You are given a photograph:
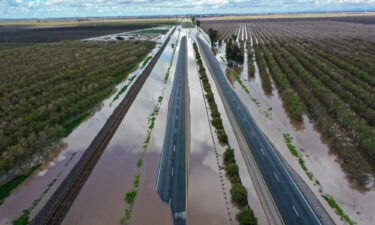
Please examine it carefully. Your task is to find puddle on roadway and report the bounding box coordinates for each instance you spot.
[187,29,235,225]
[213,29,375,225]
[62,29,180,225]
[0,28,175,224]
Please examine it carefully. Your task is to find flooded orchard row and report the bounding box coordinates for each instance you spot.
[195,28,269,225]
[214,26,375,225]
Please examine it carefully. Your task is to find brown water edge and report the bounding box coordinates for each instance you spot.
[196,29,268,225]
[62,28,180,225]
[187,30,235,225]
[214,38,375,224]
[0,28,175,225]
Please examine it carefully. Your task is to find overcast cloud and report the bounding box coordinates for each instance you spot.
[0,0,374,18]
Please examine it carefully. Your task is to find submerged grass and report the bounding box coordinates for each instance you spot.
[121,31,177,223]
[322,194,355,225]
[282,133,355,224]
[13,171,62,225]
[64,112,90,136]
[232,71,250,94]
[0,164,40,205]
[164,29,181,83]
[112,74,137,104]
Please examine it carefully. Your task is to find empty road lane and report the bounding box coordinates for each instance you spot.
[197,37,322,225]
[157,36,188,225]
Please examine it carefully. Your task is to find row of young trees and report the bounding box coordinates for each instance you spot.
[193,42,228,144]
[0,40,155,176]
[251,25,375,186]
[193,42,257,225]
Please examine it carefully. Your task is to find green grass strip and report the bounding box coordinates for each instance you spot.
[232,71,250,94]
[63,112,90,136]
[0,164,40,205]
[322,194,355,225]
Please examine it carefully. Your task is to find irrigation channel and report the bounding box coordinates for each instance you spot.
[28,27,176,225]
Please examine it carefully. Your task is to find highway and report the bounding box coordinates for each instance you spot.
[197,37,323,225]
[157,36,188,225]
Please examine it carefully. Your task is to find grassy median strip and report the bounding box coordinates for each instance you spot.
[283,133,355,225]
[194,42,257,225]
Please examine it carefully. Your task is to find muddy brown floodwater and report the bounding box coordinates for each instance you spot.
[195,29,269,225]
[0,28,174,225]
[213,27,375,225]
[62,28,180,225]
[187,29,236,225]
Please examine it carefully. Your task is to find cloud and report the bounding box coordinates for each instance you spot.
[1,0,374,18]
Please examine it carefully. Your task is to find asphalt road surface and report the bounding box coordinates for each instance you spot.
[197,37,323,225]
[157,36,188,225]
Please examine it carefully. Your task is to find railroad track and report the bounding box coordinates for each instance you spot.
[30,26,176,225]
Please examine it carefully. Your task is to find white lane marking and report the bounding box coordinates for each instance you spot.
[262,131,323,225]
[293,205,300,217]
[260,148,265,156]
[171,167,174,176]
[173,146,176,152]
[174,128,176,134]
[250,130,254,136]
[274,172,279,183]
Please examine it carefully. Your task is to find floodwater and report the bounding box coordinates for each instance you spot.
[196,29,269,225]
[213,27,375,225]
[62,28,180,225]
[187,29,235,225]
[0,28,174,224]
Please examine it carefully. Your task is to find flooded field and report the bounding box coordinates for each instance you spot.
[0,28,173,224]
[62,28,179,225]
[195,29,268,225]
[213,29,375,224]
[187,29,235,225]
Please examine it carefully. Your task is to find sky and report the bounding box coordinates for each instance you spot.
[0,0,374,19]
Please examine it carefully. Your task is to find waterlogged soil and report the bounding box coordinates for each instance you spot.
[0,28,173,224]
[187,29,235,225]
[62,29,179,225]
[196,29,268,225]
[214,28,375,225]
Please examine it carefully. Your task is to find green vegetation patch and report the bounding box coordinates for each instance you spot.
[124,190,137,204]
[232,71,250,94]
[193,42,228,144]
[0,164,40,205]
[0,40,155,177]
[322,194,355,225]
[13,171,62,225]
[282,133,355,224]
[142,56,152,68]
[236,207,258,225]
[132,29,169,35]
[64,112,91,136]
